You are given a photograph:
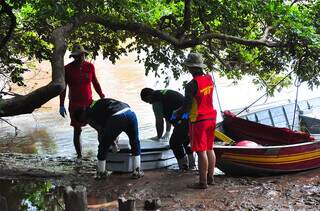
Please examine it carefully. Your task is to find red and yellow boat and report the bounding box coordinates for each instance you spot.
[214,98,320,175]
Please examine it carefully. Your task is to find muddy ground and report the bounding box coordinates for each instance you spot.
[0,153,320,210]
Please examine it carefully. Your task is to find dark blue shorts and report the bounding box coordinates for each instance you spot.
[97,110,141,160]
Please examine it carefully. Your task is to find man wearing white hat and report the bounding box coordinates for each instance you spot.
[59,45,105,159]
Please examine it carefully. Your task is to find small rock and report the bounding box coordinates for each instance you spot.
[195,203,206,209]
[254,204,264,210]
[167,194,175,198]
[118,197,135,211]
[144,198,161,210]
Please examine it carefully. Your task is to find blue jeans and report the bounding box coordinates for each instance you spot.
[97,110,141,160]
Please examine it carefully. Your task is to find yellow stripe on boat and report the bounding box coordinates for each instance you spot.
[222,149,320,165]
[215,130,235,145]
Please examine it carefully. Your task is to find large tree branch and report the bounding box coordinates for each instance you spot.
[0,0,16,51]
[0,14,284,117]
[176,0,191,38]
[0,19,81,117]
[259,26,273,42]
[207,41,232,71]
[90,15,284,48]
[0,16,98,117]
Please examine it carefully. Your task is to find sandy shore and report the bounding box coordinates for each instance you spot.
[0,153,319,210]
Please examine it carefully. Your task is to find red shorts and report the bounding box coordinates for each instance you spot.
[69,104,88,128]
[189,119,216,152]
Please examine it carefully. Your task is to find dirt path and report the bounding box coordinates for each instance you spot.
[0,153,320,210]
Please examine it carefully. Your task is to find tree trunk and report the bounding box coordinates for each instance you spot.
[0,23,73,117]
[63,186,87,211]
[0,195,8,211]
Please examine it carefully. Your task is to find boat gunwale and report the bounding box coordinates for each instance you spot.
[214,137,320,150]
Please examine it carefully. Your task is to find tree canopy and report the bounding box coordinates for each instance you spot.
[0,0,319,117]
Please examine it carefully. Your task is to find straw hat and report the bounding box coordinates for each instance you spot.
[183,53,206,69]
[69,45,88,57]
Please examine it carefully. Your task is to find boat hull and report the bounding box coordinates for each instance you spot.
[215,141,320,175]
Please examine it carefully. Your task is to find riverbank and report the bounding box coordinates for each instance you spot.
[0,153,319,210]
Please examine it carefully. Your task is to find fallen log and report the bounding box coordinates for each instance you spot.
[87,200,118,209]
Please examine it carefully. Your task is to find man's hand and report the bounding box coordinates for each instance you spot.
[59,105,67,117]
[150,136,160,141]
[170,112,177,121]
[162,131,170,141]
[181,112,189,120]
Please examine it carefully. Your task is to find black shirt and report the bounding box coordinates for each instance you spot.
[86,98,129,128]
[151,89,184,121]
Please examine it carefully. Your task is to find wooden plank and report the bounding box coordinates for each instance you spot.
[87,200,118,209]
[64,186,87,211]
[0,195,8,211]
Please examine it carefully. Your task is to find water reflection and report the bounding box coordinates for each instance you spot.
[0,179,64,211]
[0,128,58,155]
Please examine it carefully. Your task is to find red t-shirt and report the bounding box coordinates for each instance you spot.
[60,61,105,107]
[189,74,216,122]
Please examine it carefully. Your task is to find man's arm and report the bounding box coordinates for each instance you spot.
[152,102,165,139]
[91,63,105,99]
[176,80,197,117]
[59,88,66,106]
[165,119,171,132]
[88,119,103,132]
[161,119,171,140]
[155,116,164,138]
[59,70,67,117]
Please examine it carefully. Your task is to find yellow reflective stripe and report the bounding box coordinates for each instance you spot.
[90,100,97,108]
[160,89,168,95]
[189,98,198,122]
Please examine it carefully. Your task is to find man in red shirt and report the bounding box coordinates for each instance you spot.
[176,53,217,189]
[59,45,105,159]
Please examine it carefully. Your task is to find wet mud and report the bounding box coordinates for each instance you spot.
[0,153,320,210]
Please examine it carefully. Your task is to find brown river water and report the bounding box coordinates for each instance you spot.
[1,52,320,158]
[1,52,320,211]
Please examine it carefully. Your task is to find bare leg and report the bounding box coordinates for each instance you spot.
[206,149,216,177]
[196,151,208,184]
[73,127,82,158]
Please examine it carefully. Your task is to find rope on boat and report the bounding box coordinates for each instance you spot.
[291,76,301,130]
[212,72,223,116]
[235,69,296,116]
